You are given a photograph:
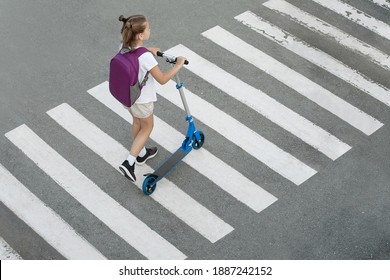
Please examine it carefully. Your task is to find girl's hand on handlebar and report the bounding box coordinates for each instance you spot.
[176,56,187,66]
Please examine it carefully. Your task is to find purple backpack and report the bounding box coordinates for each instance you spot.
[109,47,150,107]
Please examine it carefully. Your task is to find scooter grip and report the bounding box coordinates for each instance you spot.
[157,51,189,65]
[176,57,189,65]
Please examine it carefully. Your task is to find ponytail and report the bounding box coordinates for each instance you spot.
[118,14,147,50]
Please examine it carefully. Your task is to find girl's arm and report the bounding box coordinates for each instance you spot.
[149,57,186,85]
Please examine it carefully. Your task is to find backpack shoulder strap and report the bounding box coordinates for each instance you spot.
[133,47,151,86]
[119,47,151,86]
[135,46,150,56]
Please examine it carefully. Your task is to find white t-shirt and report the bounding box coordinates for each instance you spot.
[118,44,158,104]
[136,51,158,104]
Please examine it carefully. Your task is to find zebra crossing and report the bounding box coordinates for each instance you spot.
[262,0,390,71]
[0,164,106,260]
[201,26,383,136]
[235,11,390,106]
[1,0,389,259]
[311,0,390,39]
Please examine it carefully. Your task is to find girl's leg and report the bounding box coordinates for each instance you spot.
[132,116,141,139]
[130,114,154,158]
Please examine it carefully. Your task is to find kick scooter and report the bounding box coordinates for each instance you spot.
[142,51,205,195]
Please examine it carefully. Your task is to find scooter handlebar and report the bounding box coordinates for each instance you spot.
[157,51,189,65]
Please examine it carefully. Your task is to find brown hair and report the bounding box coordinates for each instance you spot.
[119,15,148,50]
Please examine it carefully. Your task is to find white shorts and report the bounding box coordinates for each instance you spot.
[128,102,154,119]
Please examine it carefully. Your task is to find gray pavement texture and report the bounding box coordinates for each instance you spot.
[0,0,390,259]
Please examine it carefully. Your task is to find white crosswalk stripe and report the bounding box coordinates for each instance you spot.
[202,26,384,136]
[87,82,277,212]
[5,125,187,260]
[263,0,390,71]
[47,103,234,242]
[0,164,106,260]
[311,0,390,40]
[166,45,351,161]
[0,237,22,260]
[235,11,390,107]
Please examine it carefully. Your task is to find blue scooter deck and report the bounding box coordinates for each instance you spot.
[152,147,192,179]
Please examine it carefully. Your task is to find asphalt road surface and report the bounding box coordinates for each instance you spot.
[1,0,390,259]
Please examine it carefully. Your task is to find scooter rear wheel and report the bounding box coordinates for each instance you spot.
[192,131,205,150]
[142,175,158,195]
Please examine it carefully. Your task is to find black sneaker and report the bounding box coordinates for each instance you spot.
[119,160,136,182]
[136,147,158,165]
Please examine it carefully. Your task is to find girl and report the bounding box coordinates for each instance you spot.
[118,14,187,182]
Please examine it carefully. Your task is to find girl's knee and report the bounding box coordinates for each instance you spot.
[144,121,154,132]
[133,117,141,126]
[140,114,154,128]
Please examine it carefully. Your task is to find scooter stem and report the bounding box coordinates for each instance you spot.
[172,65,191,118]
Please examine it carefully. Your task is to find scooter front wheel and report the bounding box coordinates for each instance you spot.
[142,175,158,195]
[192,131,205,150]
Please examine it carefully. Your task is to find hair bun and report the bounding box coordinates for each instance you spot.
[118,15,127,22]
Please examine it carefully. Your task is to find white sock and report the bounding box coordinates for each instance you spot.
[138,147,147,158]
[126,154,136,165]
